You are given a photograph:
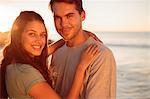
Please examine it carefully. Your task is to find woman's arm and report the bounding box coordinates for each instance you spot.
[28,82,61,99]
[85,30,103,43]
[48,39,65,56]
[28,44,99,99]
[66,44,100,99]
[48,31,102,56]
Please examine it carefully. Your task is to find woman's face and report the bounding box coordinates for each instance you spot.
[21,20,47,57]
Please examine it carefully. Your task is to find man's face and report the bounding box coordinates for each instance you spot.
[52,2,85,41]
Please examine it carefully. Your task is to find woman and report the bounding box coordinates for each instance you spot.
[0,11,100,99]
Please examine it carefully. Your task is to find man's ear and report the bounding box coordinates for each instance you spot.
[81,10,86,21]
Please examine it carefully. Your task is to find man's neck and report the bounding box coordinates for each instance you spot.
[66,30,89,47]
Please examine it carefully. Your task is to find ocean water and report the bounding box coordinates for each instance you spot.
[0,32,150,99]
[96,32,150,99]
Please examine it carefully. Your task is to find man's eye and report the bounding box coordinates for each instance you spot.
[54,16,61,20]
[41,33,46,37]
[29,33,35,36]
[67,14,73,18]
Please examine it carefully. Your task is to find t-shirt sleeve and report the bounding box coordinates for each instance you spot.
[18,64,46,94]
[85,46,116,99]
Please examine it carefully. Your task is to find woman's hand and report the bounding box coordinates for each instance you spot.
[78,44,100,71]
[66,44,100,99]
[48,39,65,55]
[85,30,103,43]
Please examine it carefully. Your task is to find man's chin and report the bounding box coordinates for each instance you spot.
[61,35,71,41]
[63,38,70,41]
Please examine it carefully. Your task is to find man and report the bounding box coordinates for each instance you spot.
[49,0,116,99]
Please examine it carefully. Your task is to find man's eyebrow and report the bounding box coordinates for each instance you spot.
[54,14,60,17]
[54,12,75,17]
[66,13,74,16]
[26,29,36,32]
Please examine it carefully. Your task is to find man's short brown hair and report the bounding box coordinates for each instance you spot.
[49,0,84,14]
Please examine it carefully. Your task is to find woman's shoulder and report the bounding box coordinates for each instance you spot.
[6,63,44,81]
[7,63,38,73]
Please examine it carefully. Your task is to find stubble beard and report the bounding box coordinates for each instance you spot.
[65,26,81,42]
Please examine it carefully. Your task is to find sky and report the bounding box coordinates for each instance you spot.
[0,0,149,37]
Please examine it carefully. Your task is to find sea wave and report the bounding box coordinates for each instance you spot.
[106,43,150,48]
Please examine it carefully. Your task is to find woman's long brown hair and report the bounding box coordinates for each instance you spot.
[0,11,52,98]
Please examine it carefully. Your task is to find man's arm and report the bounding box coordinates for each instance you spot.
[86,46,116,99]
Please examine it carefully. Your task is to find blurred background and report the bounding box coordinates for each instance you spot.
[0,0,150,98]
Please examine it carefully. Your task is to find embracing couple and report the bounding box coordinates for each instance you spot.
[0,0,116,99]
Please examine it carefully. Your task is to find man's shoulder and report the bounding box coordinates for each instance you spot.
[89,37,112,54]
[100,44,113,55]
[88,44,115,72]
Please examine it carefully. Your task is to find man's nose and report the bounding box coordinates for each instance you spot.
[61,18,69,27]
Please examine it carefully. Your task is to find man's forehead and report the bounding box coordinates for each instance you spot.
[52,2,77,15]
